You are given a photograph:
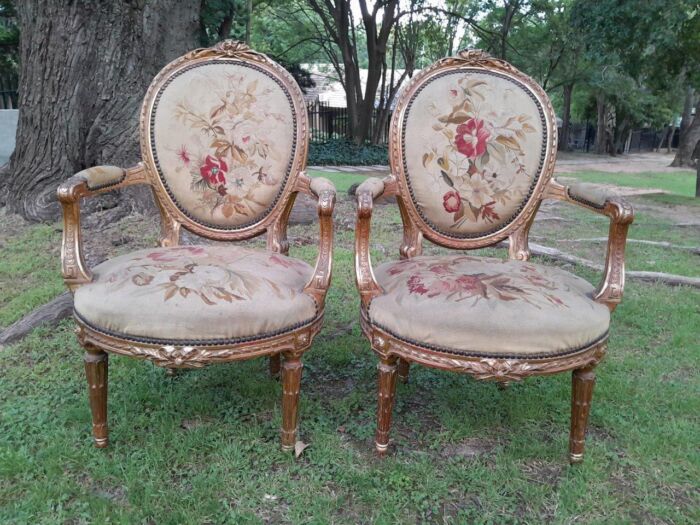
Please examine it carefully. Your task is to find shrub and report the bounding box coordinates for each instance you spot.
[308,138,388,166]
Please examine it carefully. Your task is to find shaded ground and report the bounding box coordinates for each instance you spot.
[0,167,698,523]
[554,151,683,174]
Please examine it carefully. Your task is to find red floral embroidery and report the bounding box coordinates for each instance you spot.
[200,155,228,185]
[177,145,190,164]
[455,118,490,159]
[385,257,570,308]
[407,275,429,295]
[480,202,500,222]
[442,191,462,213]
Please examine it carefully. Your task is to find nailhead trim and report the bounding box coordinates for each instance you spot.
[148,61,298,231]
[85,171,127,191]
[401,69,549,239]
[74,309,320,347]
[370,318,609,360]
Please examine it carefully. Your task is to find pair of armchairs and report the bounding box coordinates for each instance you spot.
[58,41,632,463]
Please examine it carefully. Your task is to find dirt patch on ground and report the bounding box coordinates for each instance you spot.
[554,151,688,174]
[441,437,499,459]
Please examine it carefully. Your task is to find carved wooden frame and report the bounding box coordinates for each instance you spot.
[354,49,634,463]
[57,41,336,452]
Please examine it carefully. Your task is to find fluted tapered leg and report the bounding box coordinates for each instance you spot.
[375,356,398,456]
[569,366,596,463]
[280,352,303,451]
[84,348,108,448]
[269,353,281,379]
[397,358,410,384]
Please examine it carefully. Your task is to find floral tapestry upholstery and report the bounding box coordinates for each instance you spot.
[73,246,317,343]
[149,62,296,229]
[402,70,547,238]
[369,256,609,357]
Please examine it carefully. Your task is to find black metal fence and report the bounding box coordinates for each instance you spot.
[0,74,18,109]
[560,123,678,153]
[306,101,391,144]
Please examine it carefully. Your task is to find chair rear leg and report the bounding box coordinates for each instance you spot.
[269,353,281,379]
[84,347,109,448]
[376,356,398,456]
[397,358,410,384]
[280,351,303,451]
[569,365,596,463]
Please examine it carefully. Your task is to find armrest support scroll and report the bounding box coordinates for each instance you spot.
[301,174,337,308]
[544,178,634,310]
[355,188,384,309]
[57,163,149,291]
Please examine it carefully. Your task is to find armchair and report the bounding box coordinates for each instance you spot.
[58,41,336,450]
[354,50,633,463]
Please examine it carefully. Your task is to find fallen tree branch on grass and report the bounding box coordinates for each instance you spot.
[558,237,700,254]
[497,241,700,288]
[0,292,73,347]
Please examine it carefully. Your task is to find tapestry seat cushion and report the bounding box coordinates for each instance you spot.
[74,246,317,343]
[368,256,610,357]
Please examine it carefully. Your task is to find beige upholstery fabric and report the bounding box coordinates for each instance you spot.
[309,176,336,196]
[402,71,546,237]
[567,181,614,208]
[74,245,317,342]
[369,255,609,356]
[76,166,126,189]
[151,62,295,228]
[356,177,385,199]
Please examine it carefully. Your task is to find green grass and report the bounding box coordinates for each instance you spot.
[1,169,699,523]
[563,169,697,197]
[0,224,64,329]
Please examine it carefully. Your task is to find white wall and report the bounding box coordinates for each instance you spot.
[0,110,18,166]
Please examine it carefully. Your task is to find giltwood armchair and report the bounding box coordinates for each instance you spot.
[57,41,335,450]
[354,50,633,463]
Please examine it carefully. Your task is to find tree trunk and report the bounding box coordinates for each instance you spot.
[559,83,574,152]
[595,93,606,155]
[679,85,695,137]
[1,0,200,222]
[666,124,676,153]
[656,125,669,152]
[672,98,700,167]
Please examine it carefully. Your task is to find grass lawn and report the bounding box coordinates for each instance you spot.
[0,171,698,523]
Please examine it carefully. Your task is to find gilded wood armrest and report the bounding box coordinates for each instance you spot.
[56,163,149,291]
[544,179,635,310]
[354,179,392,309]
[299,174,336,308]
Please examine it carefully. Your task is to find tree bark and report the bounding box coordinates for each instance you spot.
[679,85,695,137]
[1,0,200,222]
[666,124,676,153]
[558,83,574,152]
[672,98,700,168]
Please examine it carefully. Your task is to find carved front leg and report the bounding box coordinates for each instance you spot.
[375,356,399,456]
[84,347,109,448]
[280,352,303,451]
[569,365,597,463]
